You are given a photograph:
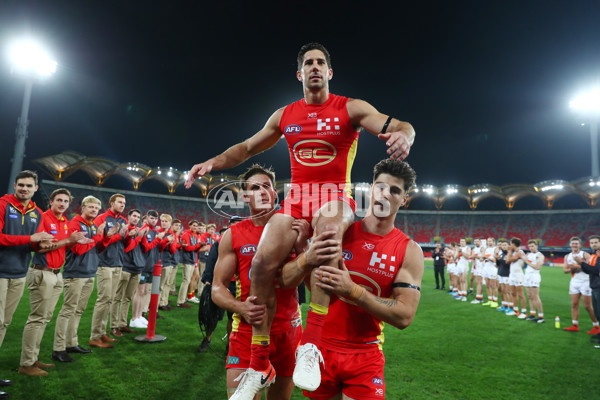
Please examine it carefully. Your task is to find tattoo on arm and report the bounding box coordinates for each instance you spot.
[375,297,398,308]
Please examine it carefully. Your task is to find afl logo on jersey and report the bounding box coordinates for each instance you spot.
[342,249,353,261]
[372,377,383,386]
[284,124,302,135]
[240,244,257,256]
[293,140,337,167]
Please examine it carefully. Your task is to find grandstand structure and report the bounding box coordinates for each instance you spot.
[34,152,600,255]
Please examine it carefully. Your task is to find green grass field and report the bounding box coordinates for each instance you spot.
[1,261,597,399]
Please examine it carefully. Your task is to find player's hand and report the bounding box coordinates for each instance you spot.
[304,231,340,267]
[139,226,150,237]
[39,239,56,249]
[118,225,128,238]
[378,130,411,161]
[30,231,55,243]
[106,224,119,238]
[128,227,139,237]
[185,161,214,188]
[158,231,166,240]
[76,237,95,245]
[314,259,354,297]
[240,295,267,325]
[69,231,88,244]
[292,219,312,253]
[97,222,107,234]
[573,256,584,265]
[167,234,175,244]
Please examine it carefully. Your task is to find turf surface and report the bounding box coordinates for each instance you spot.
[0,262,597,399]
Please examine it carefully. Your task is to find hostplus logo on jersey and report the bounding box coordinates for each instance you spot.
[316,117,341,136]
[368,252,396,278]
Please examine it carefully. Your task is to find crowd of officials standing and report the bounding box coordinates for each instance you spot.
[0,170,220,399]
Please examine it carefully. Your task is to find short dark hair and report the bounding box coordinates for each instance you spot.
[511,238,522,247]
[128,209,141,216]
[589,235,600,242]
[172,219,182,225]
[498,238,508,244]
[239,164,275,191]
[49,188,73,202]
[570,236,582,244]
[15,170,38,185]
[189,220,199,227]
[147,210,158,218]
[297,42,332,71]
[373,159,416,192]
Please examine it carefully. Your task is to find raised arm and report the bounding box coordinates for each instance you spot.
[315,240,424,330]
[185,108,285,187]
[346,99,415,161]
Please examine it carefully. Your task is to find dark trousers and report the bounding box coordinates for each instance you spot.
[592,289,600,321]
[434,265,445,289]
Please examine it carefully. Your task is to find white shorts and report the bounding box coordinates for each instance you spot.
[484,263,498,280]
[569,279,592,296]
[524,272,541,288]
[448,263,456,275]
[456,261,469,275]
[498,276,510,285]
[472,263,484,277]
[509,272,524,287]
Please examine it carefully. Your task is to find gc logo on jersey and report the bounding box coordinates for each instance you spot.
[372,377,384,386]
[292,140,337,167]
[284,124,302,135]
[240,244,257,256]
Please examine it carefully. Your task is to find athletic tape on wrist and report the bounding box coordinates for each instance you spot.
[349,284,365,301]
[381,116,393,134]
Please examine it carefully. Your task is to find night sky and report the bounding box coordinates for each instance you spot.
[1,1,599,195]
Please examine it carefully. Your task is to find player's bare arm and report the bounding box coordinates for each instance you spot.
[211,230,266,325]
[185,108,285,188]
[279,230,340,289]
[315,240,424,329]
[346,98,415,161]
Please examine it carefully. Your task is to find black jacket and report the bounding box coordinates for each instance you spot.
[580,254,600,289]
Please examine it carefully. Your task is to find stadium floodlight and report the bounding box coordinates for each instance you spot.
[6,38,57,193]
[570,87,600,177]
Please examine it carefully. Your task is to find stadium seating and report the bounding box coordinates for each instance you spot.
[39,181,598,246]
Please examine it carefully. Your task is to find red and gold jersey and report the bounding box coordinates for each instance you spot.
[321,221,410,353]
[279,94,360,196]
[230,219,301,334]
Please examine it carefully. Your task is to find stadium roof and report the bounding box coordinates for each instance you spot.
[34,152,600,209]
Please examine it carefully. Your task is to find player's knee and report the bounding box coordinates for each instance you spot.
[251,252,279,275]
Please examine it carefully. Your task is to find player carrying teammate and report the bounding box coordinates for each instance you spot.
[281,159,423,399]
[185,42,415,399]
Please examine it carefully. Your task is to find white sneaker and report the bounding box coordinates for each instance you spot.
[230,363,276,400]
[140,316,149,324]
[518,313,527,319]
[187,296,200,304]
[461,296,467,302]
[470,299,482,304]
[293,343,324,391]
[129,318,146,328]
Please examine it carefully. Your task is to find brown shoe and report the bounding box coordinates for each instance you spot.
[158,305,172,311]
[34,360,55,369]
[101,334,118,343]
[177,303,192,309]
[110,328,124,337]
[89,338,113,348]
[169,290,177,296]
[18,365,48,376]
[119,326,135,334]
